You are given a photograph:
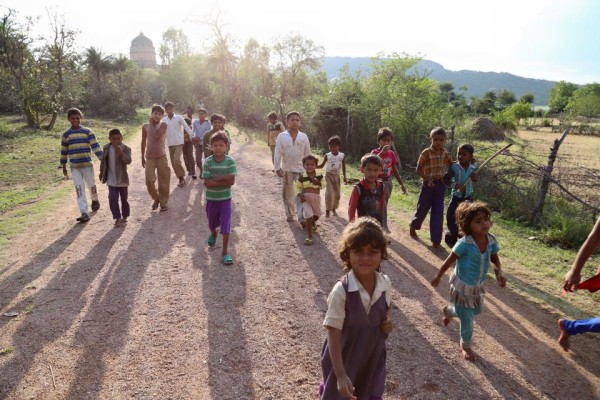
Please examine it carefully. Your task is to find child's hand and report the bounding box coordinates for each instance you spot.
[471,172,478,182]
[141,157,146,168]
[98,173,103,181]
[299,194,306,202]
[381,315,393,334]
[336,375,356,400]
[401,184,407,194]
[343,177,348,185]
[431,276,441,287]
[496,271,507,288]
[427,178,434,188]
[456,184,465,193]
[276,169,284,178]
[381,145,391,152]
[115,146,124,158]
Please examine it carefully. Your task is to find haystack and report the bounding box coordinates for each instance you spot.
[472,117,506,141]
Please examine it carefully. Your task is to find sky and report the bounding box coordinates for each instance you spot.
[1,0,599,84]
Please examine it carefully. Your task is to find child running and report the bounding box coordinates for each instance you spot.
[410,127,453,247]
[99,129,132,227]
[558,216,600,351]
[348,154,386,227]
[444,144,478,247]
[60,108,103,223]
[320,217,393,400]
[431,201,506,361]
[202,131,237,265]
[371,127,407,232]
[318,136,347,217]
[296,155,323,245]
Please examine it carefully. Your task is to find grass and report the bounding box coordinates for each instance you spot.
[0,346,15,356]
[238,124,599,318]
[0,111,146,253]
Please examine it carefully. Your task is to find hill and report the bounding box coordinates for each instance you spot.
[322,57,557,106]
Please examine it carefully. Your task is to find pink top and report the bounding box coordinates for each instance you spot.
[371,148,398,180]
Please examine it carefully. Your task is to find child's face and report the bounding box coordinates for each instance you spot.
[68,114,81,129]
[304,159,317,174]
[212,119,224,131]
[378,136,393,148]
[470,211,491,236]
[268,117,277,124]
[211,139,228,157]
[287,115,301,130]
[361,163,381,182]
[329,144,340,154]
[165,106,174,116]
[457,149,472,165]
[109,134,122,147]
[151,111,164,123]
[199,111,206,121]
[349,243,382,278]
[431,134,446,150]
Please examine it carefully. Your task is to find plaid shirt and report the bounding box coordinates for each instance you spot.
[417,147,453,180]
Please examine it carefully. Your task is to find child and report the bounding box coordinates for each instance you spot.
[60,108,103,223]
[431,201,506,361]
[320,217,393,400]
[371,127,407,232]
[183,106,197,179]
[266,111,284,167]
[141,105,171,211]
[163,101,193,188]
[318,136,347,217]
[444,144,478,247]
[192,108,211,177]
[295,155,323,245]
[410,127,454,246]
[203,113,231,158]
[202,131,237,265]
[348,154,386,227]
[558,216,600,351]
[99,129,132,227]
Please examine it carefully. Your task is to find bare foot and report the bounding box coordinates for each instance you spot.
[557,319,570,352]
[332,210,337,216]
[432,242,441,248]
[152,199,159,210]
[442,306,451,326]
[409,226,418,239]
[461,345,476,361]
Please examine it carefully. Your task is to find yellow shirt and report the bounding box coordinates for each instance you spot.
[295,173,323,194]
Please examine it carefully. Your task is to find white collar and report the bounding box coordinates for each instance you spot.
[346,269,390,293]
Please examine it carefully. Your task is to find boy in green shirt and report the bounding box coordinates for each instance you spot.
[202,131,237,265]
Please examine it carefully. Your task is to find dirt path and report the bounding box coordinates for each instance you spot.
[0,128,598,400]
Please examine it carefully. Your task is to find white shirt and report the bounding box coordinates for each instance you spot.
[273,130,311,173]
[325,151,345,173]
[162,114,193,146]
[323,270,392,330]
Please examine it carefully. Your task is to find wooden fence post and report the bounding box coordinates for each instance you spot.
[532,129,569,222]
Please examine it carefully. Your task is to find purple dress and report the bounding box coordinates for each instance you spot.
[320,274,389,400]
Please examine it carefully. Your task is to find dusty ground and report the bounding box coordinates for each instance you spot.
[0,128,599,400]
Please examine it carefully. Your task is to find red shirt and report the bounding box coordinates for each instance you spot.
[348,179,386,223]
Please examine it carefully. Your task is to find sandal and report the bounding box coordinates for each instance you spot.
[312,224,318,232]
[304,237,313,246]
[207,234,217,247]
[222,254,233,265]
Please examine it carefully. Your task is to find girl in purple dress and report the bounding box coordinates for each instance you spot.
[320,217,393,400]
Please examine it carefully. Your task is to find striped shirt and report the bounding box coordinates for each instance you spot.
[202,155,237,201]
[417,147,453,180]
[60,126,103,168]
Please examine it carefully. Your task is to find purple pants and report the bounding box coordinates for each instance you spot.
[410,180,445,244]
[563,317,600,335]
[206,198,232,234]
[108,186,129,220]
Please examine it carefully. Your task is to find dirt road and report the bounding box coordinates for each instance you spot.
[1,128,598,399]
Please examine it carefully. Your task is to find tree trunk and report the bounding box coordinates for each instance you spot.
[532,129,569,222]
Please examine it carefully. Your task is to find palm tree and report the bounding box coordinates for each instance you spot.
[84,47,111,83]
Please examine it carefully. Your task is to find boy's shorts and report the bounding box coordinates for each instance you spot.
[206,198,232,234]
[302,193,322,219]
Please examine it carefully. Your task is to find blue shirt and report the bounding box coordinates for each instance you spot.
[452,234,499,286]
[450,162,477,198]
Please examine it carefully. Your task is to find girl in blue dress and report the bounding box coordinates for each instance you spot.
[431,201,507,361]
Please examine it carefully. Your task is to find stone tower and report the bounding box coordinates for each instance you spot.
[130,32,156,68]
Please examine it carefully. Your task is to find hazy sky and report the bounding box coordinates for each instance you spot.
[2,0,599,84]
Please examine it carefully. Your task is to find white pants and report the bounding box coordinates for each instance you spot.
[71,166,98,214]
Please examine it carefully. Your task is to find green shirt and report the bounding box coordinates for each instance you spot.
[202,155,237,201]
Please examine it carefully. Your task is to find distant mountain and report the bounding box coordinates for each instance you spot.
[321,57,557,106]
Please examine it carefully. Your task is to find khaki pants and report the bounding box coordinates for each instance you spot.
[169,145,186,179]
[282,171,301,219]
[325,172,341,212]
[145,156,171,207]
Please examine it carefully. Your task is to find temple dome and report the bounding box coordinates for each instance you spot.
[131,32,153,48]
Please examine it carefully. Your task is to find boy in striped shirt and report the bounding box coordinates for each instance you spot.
[202,131,237,265]
[60,108,103,222]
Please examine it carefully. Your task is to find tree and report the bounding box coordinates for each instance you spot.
[549,81,578,113]
[84,47,111,83]
[496,89,517,110]
[205,19,238,113]
[566,83,600,118]
[159,27,190,65]
[520,92,534,104]
[437,81,455,104]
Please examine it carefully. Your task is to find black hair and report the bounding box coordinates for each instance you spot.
[339,217,389,272]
